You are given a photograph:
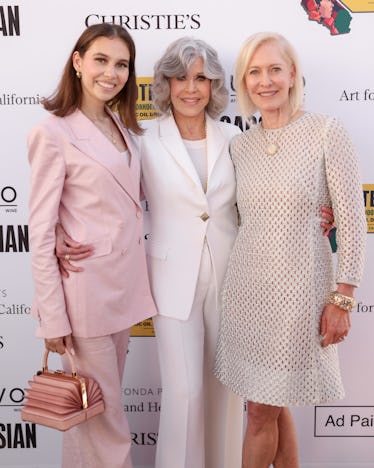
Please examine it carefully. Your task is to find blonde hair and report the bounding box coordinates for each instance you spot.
[235,32,304,119]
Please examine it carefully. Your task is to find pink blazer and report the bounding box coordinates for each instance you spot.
[28,108,157,339]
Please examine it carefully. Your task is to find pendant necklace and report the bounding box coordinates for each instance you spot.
[260,124,286,156]
[85,113,117,145]
[94,117,117,145]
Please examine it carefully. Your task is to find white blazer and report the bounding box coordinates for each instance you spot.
[140,114,241,321]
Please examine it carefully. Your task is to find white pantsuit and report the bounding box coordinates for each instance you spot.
[140,114,244,468]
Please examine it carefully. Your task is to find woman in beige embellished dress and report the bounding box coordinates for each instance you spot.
[214,32,366,468]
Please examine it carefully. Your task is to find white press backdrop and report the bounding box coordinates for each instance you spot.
[0,1,373,467]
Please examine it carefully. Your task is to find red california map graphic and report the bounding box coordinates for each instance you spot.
[301,0,352,34]
[302,1,374,35]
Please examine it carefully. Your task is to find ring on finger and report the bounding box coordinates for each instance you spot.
[64,254,71,261]
[338,336,345,342]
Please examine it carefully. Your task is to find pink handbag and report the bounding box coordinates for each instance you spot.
[21,348,105,431]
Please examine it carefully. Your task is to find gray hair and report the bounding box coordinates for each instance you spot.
[152,37,228,118]
[235,32,304,120]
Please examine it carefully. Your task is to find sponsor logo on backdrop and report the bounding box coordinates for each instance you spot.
[0,93,42,106]
[85,13,201,30]
[0,225,29,252]
[0,5,20,37]
[0,336,4,350]
[301,0,374,35]
[131,318,155,337]
[0,423,36,449]
[136,77,159,121]
[363,184,374,233]
[0,387,25,407]
[315,406,374,436]
[0,186,17,212]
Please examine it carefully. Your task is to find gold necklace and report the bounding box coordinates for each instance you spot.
[94,117,117,145]
[85,113,117,145]
[260,124,286,156]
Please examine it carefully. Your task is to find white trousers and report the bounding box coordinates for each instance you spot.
[154,243,243,468]
[61,329,132,468]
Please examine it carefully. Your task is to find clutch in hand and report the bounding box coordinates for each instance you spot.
[21,348,105,431]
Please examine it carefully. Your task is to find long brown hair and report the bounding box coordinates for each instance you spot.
[43,23,142,134]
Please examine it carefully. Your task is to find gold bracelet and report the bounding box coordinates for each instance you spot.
[328,291,355,312]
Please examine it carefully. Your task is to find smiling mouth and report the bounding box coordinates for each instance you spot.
[259,91,277,97]
[181,98,200,104]
[97,81,116,90]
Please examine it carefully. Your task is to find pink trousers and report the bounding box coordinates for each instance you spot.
[61,329,132,468]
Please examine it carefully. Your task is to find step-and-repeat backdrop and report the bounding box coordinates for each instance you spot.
[1,1,373,467]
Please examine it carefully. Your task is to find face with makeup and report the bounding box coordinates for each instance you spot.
[73,36,130,109]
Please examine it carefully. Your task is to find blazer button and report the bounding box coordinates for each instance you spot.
[200,212,209,222]
[121,249,127,255]
[136,211,141,219]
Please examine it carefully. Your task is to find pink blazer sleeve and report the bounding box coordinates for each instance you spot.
[28,122,72,338]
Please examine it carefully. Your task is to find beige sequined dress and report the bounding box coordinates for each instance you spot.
[214,112,366,406]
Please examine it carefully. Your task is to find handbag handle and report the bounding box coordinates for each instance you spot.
[42,347,77,377]
[41,348,88,409]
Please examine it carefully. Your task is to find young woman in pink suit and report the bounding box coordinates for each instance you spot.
[27,24,156,468]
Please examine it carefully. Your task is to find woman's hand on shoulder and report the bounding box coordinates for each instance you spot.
[55,223,94,277]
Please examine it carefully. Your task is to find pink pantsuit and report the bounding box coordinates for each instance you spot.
[28,108,157,468]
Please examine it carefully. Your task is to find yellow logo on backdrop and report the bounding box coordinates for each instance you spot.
[363,184,374,233]
[131,318,155,337]
[136,77,159,121]
[340,1,374,12]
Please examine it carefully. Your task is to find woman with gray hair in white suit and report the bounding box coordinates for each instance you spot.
[138,37,244,468]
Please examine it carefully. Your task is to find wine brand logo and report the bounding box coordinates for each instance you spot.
[136,77,159,121]
[131,318,155,337]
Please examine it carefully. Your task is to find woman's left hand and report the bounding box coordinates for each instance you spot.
[55,223,93,278]
[320,304,351,348]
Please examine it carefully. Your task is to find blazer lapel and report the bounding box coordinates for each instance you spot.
[65,110,140,205]
[108,108,141,199]
[206,115,226,185]
[159,115,202,190]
